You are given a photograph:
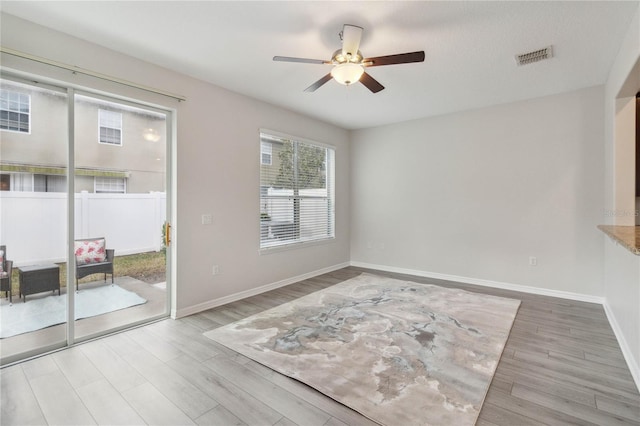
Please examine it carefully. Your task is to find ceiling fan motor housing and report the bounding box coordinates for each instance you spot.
[332,49,363,65]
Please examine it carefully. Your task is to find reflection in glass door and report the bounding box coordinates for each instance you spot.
[73,93,169,341]
[0,78,69,362]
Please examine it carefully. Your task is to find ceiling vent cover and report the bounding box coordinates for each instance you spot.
[515,46,553,66]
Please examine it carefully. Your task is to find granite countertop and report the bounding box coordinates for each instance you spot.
[598,225,640,255]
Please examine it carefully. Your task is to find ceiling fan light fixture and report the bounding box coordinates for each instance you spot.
[273,24,425,93]
[331,62,364,86]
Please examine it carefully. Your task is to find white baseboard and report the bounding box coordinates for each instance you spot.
[175,260,606,317]
[603,301,640,391]
[350,261,606,304]
[173,261,351,319]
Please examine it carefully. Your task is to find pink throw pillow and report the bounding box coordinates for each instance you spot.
[75,239,107,265]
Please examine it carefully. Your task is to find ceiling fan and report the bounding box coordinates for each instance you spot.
[273,24,425,93]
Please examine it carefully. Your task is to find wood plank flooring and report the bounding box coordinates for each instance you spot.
[1,266,639,425]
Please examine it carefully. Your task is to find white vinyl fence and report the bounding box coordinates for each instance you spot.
[0,191,166,266]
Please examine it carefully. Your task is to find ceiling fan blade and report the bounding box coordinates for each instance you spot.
[304,74,333,92]
[360,72,385,93]
[363,51,425,67]
[341,24,363,60]
[273,56,329,65]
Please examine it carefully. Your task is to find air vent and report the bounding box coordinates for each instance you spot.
[515,46,553,66]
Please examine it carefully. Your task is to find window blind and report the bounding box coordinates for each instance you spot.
[260,131,335,250]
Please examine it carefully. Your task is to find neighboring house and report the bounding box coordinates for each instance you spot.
[0,81,166,194]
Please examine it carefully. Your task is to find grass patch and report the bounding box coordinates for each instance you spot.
[6,251,166,297]
[114,252,166,283]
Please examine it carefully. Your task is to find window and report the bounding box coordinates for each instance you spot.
[261,141,273,165]
[0,89,30,133]
[95,176,126,193]
[34,175,67,192]
[0,174,9,191]
[260,131,335,250]
[0,173,67,192]
[9,173,34,191]
[98,109,122,145]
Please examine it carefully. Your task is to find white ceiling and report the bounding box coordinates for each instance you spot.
[1,1,637,130]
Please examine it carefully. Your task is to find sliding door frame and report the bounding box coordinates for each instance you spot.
[70,88,174,344]
[0,71,174,364]
[67,86,76,343]
[1,74,71,362]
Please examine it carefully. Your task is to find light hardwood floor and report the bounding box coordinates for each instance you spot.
[1,266,639,425]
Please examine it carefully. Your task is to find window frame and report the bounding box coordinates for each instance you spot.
[259,129,335,253]
[98,108,123,146]
[0,89,31,134]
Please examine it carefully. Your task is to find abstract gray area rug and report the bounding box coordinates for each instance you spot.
[204,273,520,425]
[0,285,147,338]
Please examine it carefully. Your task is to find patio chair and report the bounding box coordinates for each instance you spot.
[0,245,13,304]
[74,238,114,291]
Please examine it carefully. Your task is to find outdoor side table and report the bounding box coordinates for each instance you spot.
[18,264,61,302]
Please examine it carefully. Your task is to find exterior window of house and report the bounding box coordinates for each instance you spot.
[9,173,34,191]
[33,174,67,192]
[259,131,335,250]
[98,109,122,145]
[95,176,126,193]
[0,174,9,191]
[0,89,30,133]
[261,141,272,165]
[1,173,66,192]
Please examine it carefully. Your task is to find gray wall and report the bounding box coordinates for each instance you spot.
[350,86,605,297]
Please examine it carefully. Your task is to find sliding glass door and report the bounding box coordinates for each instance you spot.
[72,93,169,341]
[0,78,69,361]
[0,75,171,364]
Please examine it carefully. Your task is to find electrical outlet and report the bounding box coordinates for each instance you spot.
[212,265,220,275]
[529,256,537,266]
[202,214,212,225]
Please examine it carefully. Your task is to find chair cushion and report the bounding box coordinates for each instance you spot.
[0,250,4,274]
[75,239,107,265]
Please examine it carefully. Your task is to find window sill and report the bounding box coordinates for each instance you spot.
[259,237,335,255]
